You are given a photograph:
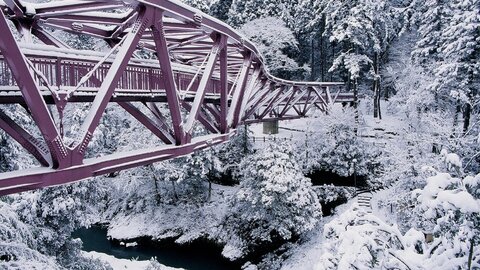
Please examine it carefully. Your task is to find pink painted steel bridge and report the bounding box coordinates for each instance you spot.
[0,0,354,196]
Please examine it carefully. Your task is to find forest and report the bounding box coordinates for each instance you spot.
[0,0,479,269]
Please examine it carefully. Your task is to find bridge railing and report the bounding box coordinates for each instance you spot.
[0,46,230,96]
[0,0,355,196]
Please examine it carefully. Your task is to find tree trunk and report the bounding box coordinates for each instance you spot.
[453,101,461,136]
[353,78,359,135]
[468,238,474,270]
[153,174,161,205]
[463,102,471,134]
[373,52,382,120]
[330,42,335,81]
[320,14,326,82]
[207,180,212,202]
[243,124,248,154]
[310,35,315,81]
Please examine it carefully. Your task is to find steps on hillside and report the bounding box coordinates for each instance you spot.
[356,187,373,214]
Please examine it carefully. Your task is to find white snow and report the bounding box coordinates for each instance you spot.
[83,251,182,270]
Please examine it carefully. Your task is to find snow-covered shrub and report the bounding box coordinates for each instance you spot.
[297,106,384,186]
[6,178,109,267]
[221,141,322,259]
[410,172,480,269]
[314,185,355,205]
[0,105,39,172]
[316,204,419,270]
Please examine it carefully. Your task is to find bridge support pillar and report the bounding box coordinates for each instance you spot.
[263,120,279,135]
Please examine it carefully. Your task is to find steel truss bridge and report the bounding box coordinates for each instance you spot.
[0,0,353,196]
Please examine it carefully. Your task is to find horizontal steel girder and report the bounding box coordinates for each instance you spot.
[0,0,354,196]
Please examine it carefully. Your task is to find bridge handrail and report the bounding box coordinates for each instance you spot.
[0,0,345,89]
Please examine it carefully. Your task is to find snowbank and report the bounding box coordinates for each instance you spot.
[83,251,182,270]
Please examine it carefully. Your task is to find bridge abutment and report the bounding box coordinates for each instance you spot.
[263,120,279,135]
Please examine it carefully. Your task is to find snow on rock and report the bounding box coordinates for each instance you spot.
[83,251,182,270]
[107,184,236,243]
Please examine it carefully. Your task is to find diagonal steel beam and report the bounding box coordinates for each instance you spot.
[258,86,288,119]
[145,102,175,137]
[302,88,313,114]
[32,26,70,48]
[3,0,24,17]
[279,86,309,117]
[182,102,219,134]
[118,102,174,144]
[0,109,50,166]
[303,95,319,116]
[237,67,261,122]
[311,86,329,108]
[243,82,276,120]
[203,103,221,123]
[183,34,226,136]
[75,6,152,160]
[244,79,269,110]
[259,86,296,119]
[0,11,67,168]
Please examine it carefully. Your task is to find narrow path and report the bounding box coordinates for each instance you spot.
[356,187,373,213]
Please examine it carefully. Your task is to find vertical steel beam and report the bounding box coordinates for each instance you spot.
[227,53,253,128]
[151,10,185,145]
[75,6,152,161]
[219,38,228,133]
[0,11,66,168]
[183,34,226,136]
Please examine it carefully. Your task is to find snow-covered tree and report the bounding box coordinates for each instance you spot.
[221,141,322,259]
[323,0,397,119]
[239,17,308,79]
[180,0,210,13]
[217,125,253,181]
[316,205,419,270]
[298,107,384,186]
[410,171,480,269]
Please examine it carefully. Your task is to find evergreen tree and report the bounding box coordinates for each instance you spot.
[221,141,322,259]
[239,17,308,79]
[322,0,396,119]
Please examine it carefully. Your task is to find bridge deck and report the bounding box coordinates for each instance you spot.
[0,0,355,196]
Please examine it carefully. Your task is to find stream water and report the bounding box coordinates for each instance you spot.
[72,226,242,270]
[73,170,360,269]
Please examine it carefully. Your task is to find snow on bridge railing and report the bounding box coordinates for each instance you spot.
[0,0,354,196]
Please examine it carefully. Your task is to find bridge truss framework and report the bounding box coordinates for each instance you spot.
[0,0,354,195]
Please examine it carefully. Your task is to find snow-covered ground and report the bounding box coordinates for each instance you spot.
[107,183,238,243]
[83,251,182,270]
[280,199,356,270]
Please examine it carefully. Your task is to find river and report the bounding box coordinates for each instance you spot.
[72,225,242,270]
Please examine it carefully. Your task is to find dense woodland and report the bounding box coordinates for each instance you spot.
[0,0,479,269]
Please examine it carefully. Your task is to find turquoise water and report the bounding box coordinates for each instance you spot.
[72,226,242,270]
